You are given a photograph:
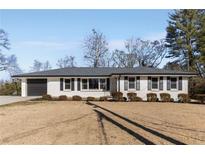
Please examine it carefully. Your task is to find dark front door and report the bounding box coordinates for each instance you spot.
[27,79,47,96]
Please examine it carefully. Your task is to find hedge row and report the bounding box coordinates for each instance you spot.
[41,95,109,101]
[41,92,190,103]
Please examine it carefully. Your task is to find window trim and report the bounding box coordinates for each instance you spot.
[128,77,136,90]
[81,78,88,90]
[100,78,106,90]
[63,78,71,91]
[151,77,159,90]
[81,77,108,91]
[170,77,178,90]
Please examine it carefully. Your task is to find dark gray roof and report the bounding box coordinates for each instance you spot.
[12,67,197,77]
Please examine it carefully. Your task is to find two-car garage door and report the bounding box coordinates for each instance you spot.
[27,79,47,96]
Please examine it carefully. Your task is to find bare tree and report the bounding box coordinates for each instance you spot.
[112,50,137,68]
[112,38,167,68]
[0,29,10,71]
[0,29,22,76]
[43,60,52,71]
[83,29,109,67]
[30,60,52,72]
[111,38,138,67]
[6,55,23,76]
[30,60,43,72]
[135,39,167,67]
[56,56,76,68]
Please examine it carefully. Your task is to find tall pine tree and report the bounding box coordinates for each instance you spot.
[197,10,205,76]
[166,9,205,73]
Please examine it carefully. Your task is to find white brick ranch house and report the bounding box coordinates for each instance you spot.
[12,67,197,101]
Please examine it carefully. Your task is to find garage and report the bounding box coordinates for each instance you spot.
[27,79,47,96]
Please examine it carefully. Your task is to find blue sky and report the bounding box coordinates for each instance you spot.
[0,9,171,79]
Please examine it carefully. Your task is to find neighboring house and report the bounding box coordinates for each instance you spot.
[12,67,197,101]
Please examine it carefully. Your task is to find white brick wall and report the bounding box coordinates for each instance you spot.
[21,78,27,97]
[21,76,189,101]
[120,76,188,101]
[47,77,110,98]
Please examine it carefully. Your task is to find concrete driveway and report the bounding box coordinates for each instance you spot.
[0,96,40,106]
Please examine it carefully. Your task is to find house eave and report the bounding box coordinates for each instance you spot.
[12,73,198,78]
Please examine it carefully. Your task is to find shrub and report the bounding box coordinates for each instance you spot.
[189,77,205,99]
[131,96,143,102]
[160,93,171,102]
[42,94,52,100]
[87,96,95,101]
[178,93,190,103]
[0,81,21,96]
[58,95,68,101]
[127,92,137,101]
[99,96,108,101]
[72,95,82,101]
[147,93,158,102]
[170,98,174,102]
[111,92,124,101]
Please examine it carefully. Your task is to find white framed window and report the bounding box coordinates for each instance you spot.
[128,77,135,89]
[100,79,106,90]
[151,77,158,89]
[82,79,88,90]
[81,78,108,91]
[170,77,177,89]
[64,79,71,90]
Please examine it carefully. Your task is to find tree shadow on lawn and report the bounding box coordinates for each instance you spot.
[94,109,155,145]
[86,101,186,145]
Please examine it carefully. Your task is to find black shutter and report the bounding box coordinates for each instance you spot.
[148,76,151,90]
[159,76,163,90]
[167,77,170,90]
[124,76,128,91]
[178,76,182,90]
[60,78,63,91]
[71,78,75,91]
[77,78,80,91]
[136,76,140,90]
[106,78,110,91]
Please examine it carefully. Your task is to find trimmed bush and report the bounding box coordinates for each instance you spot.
[127,92,137,101]
[170,98,174,102]
[111,92,124,101]
[160,93,171,102]
[131,96,143,102]
[147,93,158,102]
[178,93,190,103]
[99,96,108,101]
[87,96,95,101]
[58,95,68,101]
[72,95,82,101]
[42,94,52,100]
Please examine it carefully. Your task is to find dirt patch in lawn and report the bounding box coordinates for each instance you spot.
[0,101,205,144]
